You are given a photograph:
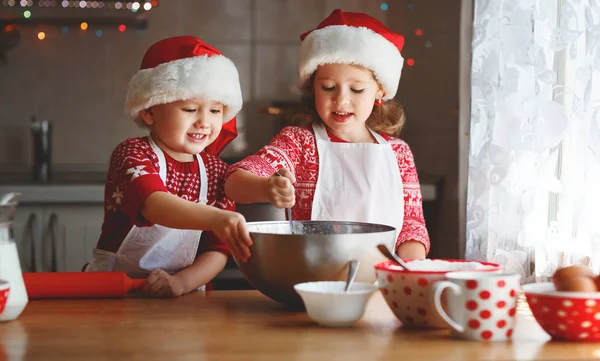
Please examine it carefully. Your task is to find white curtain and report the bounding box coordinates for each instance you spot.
[465,0,600,282]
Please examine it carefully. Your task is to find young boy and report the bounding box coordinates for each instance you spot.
[85,36,253,297]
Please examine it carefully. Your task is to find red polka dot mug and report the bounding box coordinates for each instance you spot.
[431,272,521,341]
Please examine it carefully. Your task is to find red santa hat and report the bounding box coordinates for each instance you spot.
[298,9,404,100]
[124,36,242,155]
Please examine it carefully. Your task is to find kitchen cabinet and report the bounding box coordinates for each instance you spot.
[12,203,103,272]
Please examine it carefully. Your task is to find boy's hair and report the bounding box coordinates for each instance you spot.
[293,73,406,137]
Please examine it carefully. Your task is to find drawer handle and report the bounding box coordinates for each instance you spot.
[25,212,38,272]
[47,213,58,272]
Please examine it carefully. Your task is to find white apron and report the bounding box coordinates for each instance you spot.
[311,123,404,242]
[86,136,208,285]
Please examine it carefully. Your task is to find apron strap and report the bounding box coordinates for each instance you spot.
[148,135,168,182]
[368,129,388,144]
[312,123,388,144]
[196,154,208,204]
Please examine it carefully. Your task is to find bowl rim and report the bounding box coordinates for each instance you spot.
[523,282,600,299]
[246,220,396,235]
[293,281,378,295]
[374,259,502,274]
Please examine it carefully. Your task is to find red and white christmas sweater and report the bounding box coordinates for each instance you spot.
[225,125,430,254]
[95,137,232,256]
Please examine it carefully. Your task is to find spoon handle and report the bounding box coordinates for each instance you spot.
[345,260,360,291]
[377,244,411,271]
[274,170,294,234]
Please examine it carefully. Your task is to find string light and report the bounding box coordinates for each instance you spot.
[407,59,415,66]
[2,0,159,9]
[415,29,423,36]
[1,1,154,36]
[380,2,388,11]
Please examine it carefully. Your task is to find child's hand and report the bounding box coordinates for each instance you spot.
[142,269,185,298]
[267,168,296,208]
[396,241,427,260]
[212,210,253,263]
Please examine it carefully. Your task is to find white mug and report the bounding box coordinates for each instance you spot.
[431,271,521,341]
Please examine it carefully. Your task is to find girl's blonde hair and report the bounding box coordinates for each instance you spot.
[293,72,406,137]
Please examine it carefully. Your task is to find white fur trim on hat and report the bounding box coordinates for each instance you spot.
[298,25,404,99]
[125,55,243,122]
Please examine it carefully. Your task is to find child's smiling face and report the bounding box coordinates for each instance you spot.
[313,63,384,141]
[140,99,224,161]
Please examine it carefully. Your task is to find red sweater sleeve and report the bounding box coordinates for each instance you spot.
[108,138,167,227]
[225,126,310,180]
[391,139,431,255]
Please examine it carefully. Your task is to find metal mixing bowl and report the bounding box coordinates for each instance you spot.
[234,220,396,307]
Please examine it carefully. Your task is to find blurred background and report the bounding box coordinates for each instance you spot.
[0,0,463,288]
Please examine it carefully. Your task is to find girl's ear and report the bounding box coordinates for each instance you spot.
[376,87,386,101]
[139,108,154,126]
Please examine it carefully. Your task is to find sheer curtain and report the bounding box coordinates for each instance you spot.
[465,0,600,282]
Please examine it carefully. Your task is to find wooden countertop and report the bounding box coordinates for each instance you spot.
[1,290,596,361]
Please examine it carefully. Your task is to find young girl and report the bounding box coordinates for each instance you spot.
[225,10,430,259]
[85,36,253,297]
